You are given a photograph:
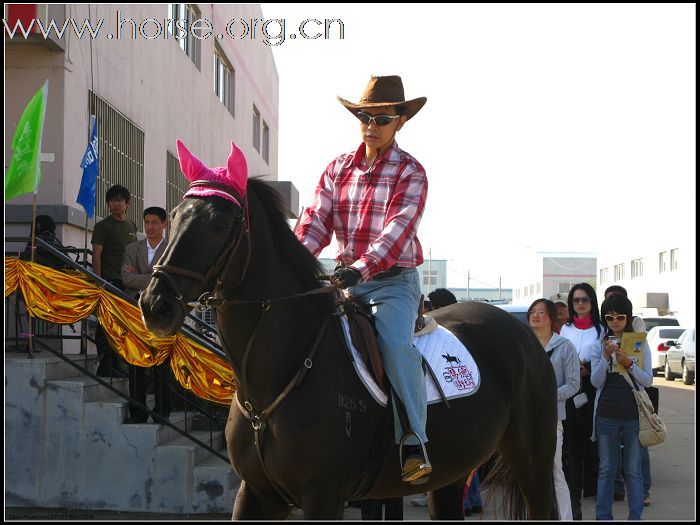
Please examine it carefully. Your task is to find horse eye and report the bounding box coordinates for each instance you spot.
[214,222,229,232]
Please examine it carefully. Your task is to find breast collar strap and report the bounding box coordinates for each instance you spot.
[235,312,334,508]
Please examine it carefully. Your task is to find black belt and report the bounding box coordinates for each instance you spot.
[374,266,410,280]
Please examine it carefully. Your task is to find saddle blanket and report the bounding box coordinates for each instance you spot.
[340,315,481,407]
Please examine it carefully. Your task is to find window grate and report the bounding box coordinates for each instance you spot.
[166,151,188,214]
[89,90,144,225]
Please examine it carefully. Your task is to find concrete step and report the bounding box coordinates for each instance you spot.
[192,454,238,513]
[4,352,100,381]
[47,375,129,403]
[161,430,226,465]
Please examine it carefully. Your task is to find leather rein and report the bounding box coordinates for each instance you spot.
[149,179,337,507]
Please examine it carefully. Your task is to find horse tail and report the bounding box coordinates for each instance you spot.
[482,453,559,520]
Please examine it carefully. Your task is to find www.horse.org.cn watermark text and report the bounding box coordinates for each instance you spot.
[3,13,345,47]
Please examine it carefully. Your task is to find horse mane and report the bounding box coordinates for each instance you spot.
[247,178,325,289]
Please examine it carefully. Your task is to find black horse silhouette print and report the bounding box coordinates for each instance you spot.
[442,352,461,365]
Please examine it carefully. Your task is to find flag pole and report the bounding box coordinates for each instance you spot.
[27,80,48,359]
[27,193,38,358]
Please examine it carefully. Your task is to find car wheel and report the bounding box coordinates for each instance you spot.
[682,362,695,385]
[664,358,675,381]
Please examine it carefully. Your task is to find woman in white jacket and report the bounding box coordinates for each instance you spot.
[528,298,581,520]
[559,283,605,520]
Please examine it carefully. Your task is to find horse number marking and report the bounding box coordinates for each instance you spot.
[337,394,367,413]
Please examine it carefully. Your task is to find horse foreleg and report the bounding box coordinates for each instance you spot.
[427,476,467,520]
[232,480,291,520]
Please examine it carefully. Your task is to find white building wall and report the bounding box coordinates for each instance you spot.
[597,241,695,329]
[5,4,278,249]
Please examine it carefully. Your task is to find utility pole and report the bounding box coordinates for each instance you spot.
[428,248,432,294]
[499,276,502,300]
[467,270,470,300]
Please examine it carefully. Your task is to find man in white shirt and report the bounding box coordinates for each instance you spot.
[121,207,170,423]
[122,207,168,298]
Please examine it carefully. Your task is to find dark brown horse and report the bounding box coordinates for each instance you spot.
[140,177,559,520]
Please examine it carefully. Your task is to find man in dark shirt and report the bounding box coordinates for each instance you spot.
[91,185,138,377]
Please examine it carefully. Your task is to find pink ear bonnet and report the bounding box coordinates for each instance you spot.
[177,139,248,206]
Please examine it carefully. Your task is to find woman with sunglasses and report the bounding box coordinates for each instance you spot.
[295,76,432,483]
[591,294,653,520]
[528,299,580,520]
[559,282,604,519]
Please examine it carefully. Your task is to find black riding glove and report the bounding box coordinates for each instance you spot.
[331,266,362,289]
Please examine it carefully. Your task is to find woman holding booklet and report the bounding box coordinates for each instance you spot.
[590,293,653,520]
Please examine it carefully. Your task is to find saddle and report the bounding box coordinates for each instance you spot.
[338,294,385,387]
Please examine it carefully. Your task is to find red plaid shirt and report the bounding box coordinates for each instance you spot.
[295,141,427,281]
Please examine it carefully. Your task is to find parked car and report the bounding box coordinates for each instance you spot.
[494,304,529,326]
[640,316,680,331]
[665,328,695,385]
[646,326,688,375]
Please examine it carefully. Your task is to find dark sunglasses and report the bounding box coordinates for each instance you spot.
[572,297,591,304]
[356,112,400,126]
[605,314,627,322]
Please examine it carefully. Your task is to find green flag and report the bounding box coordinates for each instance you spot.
[5,81,48,201]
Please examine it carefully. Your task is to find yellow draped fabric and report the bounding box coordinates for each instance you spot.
[5,257,236,404]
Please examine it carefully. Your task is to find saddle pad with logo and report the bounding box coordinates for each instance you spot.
[339,315,480,407]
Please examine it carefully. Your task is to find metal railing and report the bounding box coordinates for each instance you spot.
[6,235,231,464]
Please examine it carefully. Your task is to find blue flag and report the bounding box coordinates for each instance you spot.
[77,115,98,218]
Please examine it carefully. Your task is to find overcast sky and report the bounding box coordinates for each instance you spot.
[263,3,695,288]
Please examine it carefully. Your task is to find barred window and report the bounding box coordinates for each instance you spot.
[89,90,144,225]
[168,4,201,70]
[253,105,261,152]
[166,151,188,214]
[658,251,668,273]
[423,271,437,286]
[214,44,234,116]
[614,263,625,281]
[670,248,678,271]
[600,267,608,283]
[631,259,644,279]
[262,121,270,163]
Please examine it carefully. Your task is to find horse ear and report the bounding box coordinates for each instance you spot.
[176,139,211,182]
[226,141,248,196]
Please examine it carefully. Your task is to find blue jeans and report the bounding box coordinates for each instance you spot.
[350,268,424,444]
[596,416,644,520]
[614,444,651,497]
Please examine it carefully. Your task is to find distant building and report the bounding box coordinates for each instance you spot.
[451,288,512,303]
[511,252,597,305]
[598,242,694,328]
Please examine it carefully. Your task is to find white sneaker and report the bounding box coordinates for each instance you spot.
[409,493,427,507]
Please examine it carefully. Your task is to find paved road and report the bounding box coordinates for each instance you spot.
[6,379,694,521]
[341,378,695,521]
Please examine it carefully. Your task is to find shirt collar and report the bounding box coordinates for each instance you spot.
[351,140,401,169]
[147,237,164,252]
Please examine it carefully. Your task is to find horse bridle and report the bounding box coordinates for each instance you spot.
[151,180,252,315]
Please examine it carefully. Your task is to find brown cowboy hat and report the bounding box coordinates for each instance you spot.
[337,75,427,121]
